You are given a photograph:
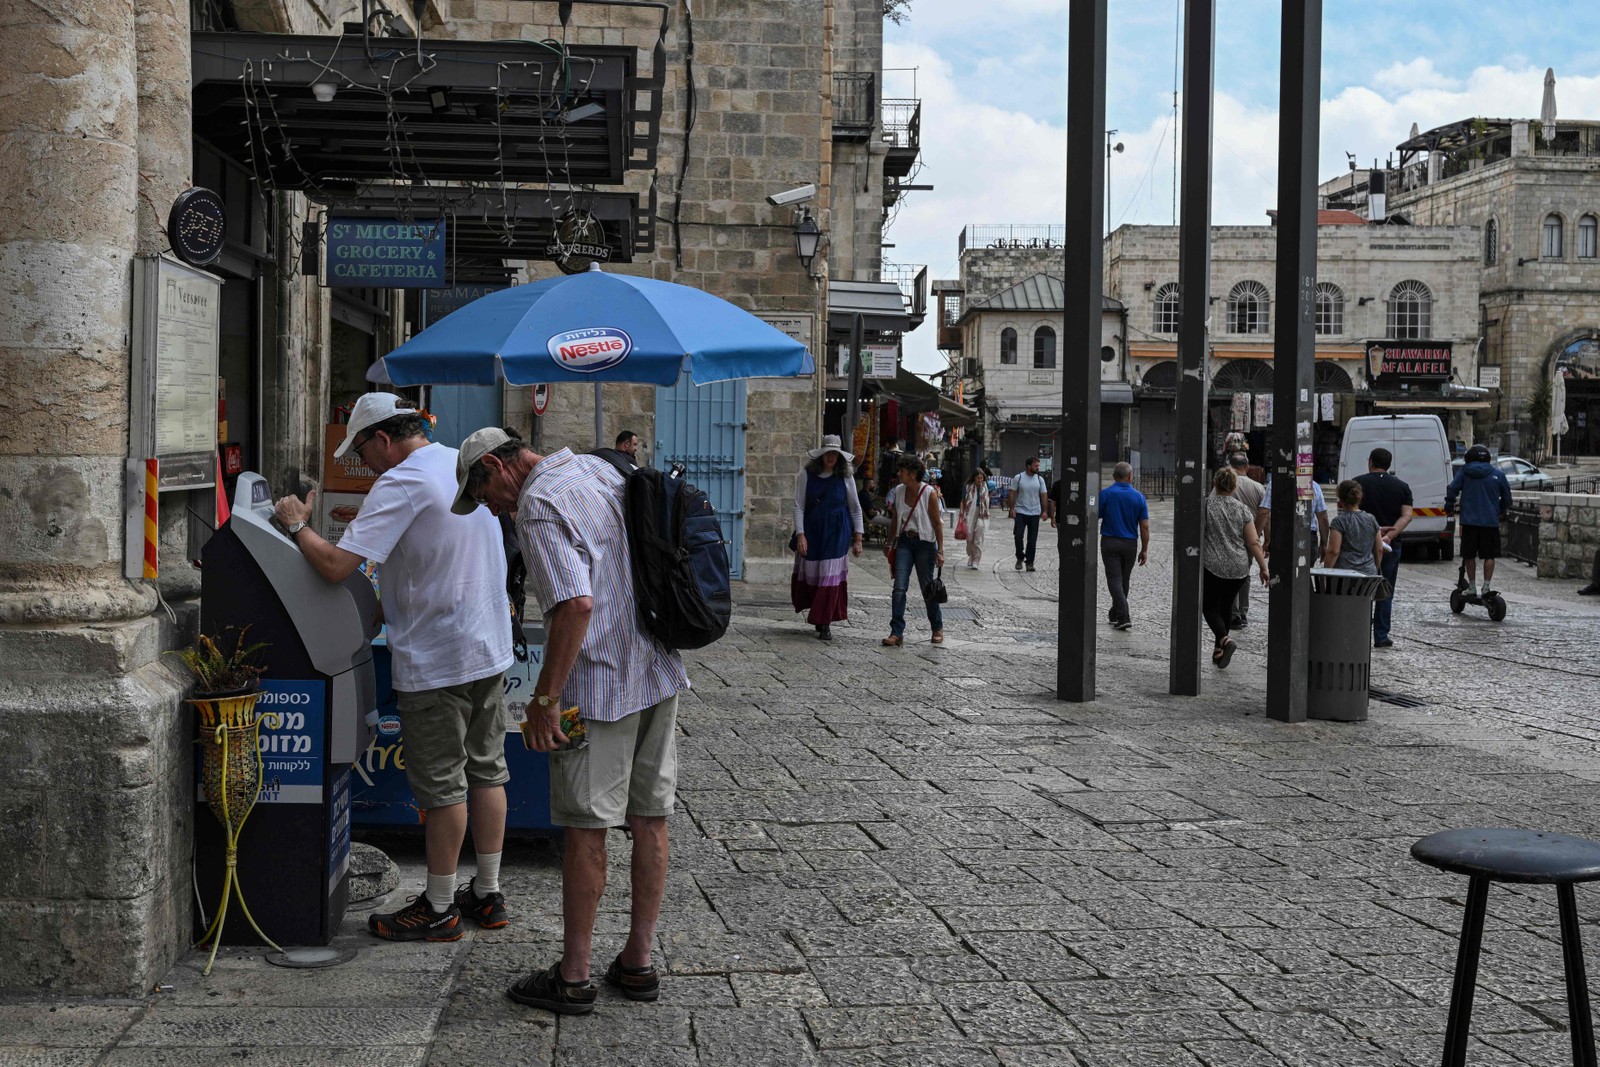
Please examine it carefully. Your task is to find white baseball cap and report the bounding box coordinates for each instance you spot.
[332,393,420,459]
[452,427,515,515]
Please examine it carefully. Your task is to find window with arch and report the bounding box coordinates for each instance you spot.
[1033,326,1056,369]
[1580,215,1598,260]
[999,327,1017,364]
[1152,283,1180,334]
[1314,282,1344,336]
[1387,280,1433,340]
[1543,213,1564,259]
[1226,280,1270,334]
[1484,218,1498,265]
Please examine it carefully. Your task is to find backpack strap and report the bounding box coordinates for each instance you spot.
[588,448,635,478]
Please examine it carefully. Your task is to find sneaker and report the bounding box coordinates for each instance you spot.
[1015,560,1024,570]
[368,895,463,942]
[1113,620,1133,632]
[604,954,661,1002]
[454,877,509,929]
[1374,639,1394,649]
[1578,585,1600,596]
[1025,563,1036,572]
[1230,615,1248,629]
[507,961,597,1015]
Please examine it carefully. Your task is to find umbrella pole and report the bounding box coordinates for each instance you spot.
[594,382,604,449]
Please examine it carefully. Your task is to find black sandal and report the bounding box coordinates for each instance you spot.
[507,960,597,1014]
[604,954,661,1001]
[1217,638,1236,670]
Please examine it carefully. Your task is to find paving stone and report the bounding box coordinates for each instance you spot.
[801,1005,963,1049]
[788,924,964,958]
[659,930,807,975]
[821,1044,1002,1067]
[992,1047,1085,1067]
[730,971,828,1007]
[962,931,1097,982]
[806,957,937,1006]
[102,1051,426,1066]
[1064,931,1278,979]
[0,1006,140,1047]
[116,1007,437,1047]
[1036,975,1248,1015]
[931,981,1083,1045]
[691,1007,819,1066]
[1070,1044,1206,1067]
[0,1052,101,1067]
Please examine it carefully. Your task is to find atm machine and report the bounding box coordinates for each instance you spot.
[198,472,379,945]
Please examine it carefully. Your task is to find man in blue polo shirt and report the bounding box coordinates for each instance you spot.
[1100,462,1150,631]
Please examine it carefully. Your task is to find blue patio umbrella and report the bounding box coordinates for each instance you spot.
[368,263,814,387]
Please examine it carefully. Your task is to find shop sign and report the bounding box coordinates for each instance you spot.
[326,218,445,287]
[423,284,503,327]
[1478,365,1502,389]
[1365,342,1452,386]
[166,188,226,267]
[838,343,898,379]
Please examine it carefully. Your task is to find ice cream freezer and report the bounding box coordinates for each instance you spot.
[353,622,555,832]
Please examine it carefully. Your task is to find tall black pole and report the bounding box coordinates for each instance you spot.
[1057,0,1107,703]
[1265,0,1322,722]
[845,311,865,447]
[1168,0,1214,696]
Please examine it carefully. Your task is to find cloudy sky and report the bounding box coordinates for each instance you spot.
[884,0,1600,375]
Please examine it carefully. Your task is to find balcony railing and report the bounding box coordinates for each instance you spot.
[882,98,921,179]
[958,224,1067,253]
[833,72,875,141]
[881,263,928,330]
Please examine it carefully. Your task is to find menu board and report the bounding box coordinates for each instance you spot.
[153,263,220,456]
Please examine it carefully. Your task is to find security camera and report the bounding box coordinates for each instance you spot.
[765,184,816,207]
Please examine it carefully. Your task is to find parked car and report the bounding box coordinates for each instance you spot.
[1450,454,1555,492]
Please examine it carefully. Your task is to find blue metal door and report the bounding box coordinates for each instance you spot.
[427,385,503,448]
[654,372,747,578]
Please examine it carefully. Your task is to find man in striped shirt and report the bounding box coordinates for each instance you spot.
[453,427,689,1016]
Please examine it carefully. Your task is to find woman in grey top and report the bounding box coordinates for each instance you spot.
[1323,480,1385,576]
[1202,467,1269,669]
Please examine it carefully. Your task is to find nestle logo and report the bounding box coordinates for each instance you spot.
[546,327,632,372]
[377,715,402,737]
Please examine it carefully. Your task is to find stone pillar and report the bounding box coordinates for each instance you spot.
[0,0,191,994]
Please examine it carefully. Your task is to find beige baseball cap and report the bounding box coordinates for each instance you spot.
[332,393,419,459]
[452,427,514,514]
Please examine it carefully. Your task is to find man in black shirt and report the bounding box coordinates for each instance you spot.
[1354,448,1413,648]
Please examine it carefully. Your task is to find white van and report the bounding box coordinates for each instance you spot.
[1337,414,1455,561]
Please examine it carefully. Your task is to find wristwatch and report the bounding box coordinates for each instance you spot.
[534,693,558,709]
[286,521,308,537]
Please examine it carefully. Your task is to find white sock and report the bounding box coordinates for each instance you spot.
[474,852,502,897]
[425,871,457,913]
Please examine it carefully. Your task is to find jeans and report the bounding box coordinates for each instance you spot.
[1373,542,1401,642]
[890,533,943,637]
[1101,537,1137,624]
[1013,513,1041,564]
[1202,569,1248,642]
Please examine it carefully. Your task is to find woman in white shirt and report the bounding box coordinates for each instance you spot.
[882,455,946,646]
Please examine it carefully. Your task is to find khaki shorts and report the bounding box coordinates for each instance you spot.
[549,694,679,829]
[395,672,509,809]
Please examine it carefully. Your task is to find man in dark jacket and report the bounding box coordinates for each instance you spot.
[1445,444,1514,596]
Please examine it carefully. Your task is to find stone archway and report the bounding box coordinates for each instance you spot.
[1545,331,1600,456]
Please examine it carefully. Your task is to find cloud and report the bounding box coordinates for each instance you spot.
[1373,58,1460,94]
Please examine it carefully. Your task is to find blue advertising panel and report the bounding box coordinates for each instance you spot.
[423,284,504,327]
[255,679,326,804]
[326,218,445,288]
[353,640,553,830]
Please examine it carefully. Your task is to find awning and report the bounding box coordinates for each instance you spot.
[829,280,913,332]
[1101,382,1134,404]
[1376,399,1493,411]
[937,394,978,425]
[191,31,663,189]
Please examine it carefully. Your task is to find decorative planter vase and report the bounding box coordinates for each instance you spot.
[188,691,282,971]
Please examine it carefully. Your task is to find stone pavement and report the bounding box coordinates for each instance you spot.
[6,500,1600,1066]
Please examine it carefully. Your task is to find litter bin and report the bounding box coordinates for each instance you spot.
[1307,568,1384,722]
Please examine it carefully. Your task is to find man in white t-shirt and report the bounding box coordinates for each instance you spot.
[1006,456,1049,571]
[274,393,514,944]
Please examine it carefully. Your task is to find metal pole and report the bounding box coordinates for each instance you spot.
[844,312,865,449]
[1057,0,1107,703]
[593,382,604,449]
[1265,0,1322,723]
[1168,0,1213,696]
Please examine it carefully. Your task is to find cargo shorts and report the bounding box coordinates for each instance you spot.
[549,694,679,829]
[395,672,510,809]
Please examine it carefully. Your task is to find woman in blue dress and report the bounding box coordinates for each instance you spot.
[791,434,864,640]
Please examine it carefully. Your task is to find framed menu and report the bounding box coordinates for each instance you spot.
[131,255,222,490]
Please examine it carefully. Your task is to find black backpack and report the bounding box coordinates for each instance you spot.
[591,452,732,650]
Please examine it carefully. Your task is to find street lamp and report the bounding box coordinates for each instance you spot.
[1105,130,1124,234]
[794,209,823,276]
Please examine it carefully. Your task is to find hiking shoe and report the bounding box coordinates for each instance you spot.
[507,961,597,1015]
[1025,563,1036,572]
[604,954,661,1002]
[1014,560,1024,570]
[368,895,463,942]
[454,877,509,929]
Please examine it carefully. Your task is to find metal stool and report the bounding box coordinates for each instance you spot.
[1411,828,1600,1067]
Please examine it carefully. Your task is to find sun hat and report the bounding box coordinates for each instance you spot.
[807,434,854,462]
[451,427,514,515]
[332,393,419,459]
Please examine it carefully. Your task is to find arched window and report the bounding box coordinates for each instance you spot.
[1315,282,1344,336]
[1226,280,1270,334]
[1033,326,1056,369]
[1152,283,1180,334]
[1543,213,1564,259]
[1484,218,1498,266]
[1579,215,1598,260]
[1387,280,1433,340]
[1000,327,1017,364]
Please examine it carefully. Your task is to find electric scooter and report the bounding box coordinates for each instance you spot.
[1450,564,1507,621]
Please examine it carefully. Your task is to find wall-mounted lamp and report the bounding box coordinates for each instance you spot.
[1357,296,1375,305]
[1143,280,1155,291]
[311,82,338,103]
[794,209,823,275]
[1517,256,1539,266]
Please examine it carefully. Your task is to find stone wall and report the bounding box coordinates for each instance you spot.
[1531,492,1600,580]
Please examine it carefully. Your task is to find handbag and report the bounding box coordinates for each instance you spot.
[954,514,969,541]
[922,565,948,605]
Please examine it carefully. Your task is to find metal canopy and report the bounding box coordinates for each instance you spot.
[191,31,662,190]
[828,280,913,332]
[308,186,654,266]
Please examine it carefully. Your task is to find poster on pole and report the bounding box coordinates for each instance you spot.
[130,255,222,491]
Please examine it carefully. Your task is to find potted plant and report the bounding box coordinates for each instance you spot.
[170,626,268,728]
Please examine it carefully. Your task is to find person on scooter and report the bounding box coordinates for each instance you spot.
[1445,444,1513,598]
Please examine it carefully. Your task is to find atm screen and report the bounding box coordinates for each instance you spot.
[250,479,271,508]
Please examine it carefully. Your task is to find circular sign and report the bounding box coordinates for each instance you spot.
[166,188,226,267]
[531,384,549,416]
[551,210,611,275]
